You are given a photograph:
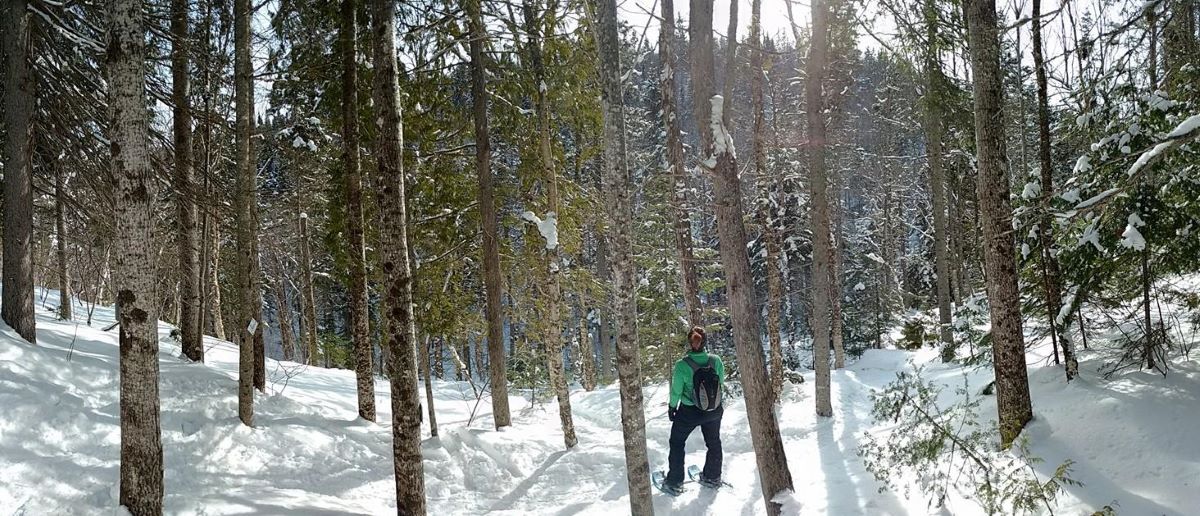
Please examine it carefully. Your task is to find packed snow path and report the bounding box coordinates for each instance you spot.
[1,287,1198,514]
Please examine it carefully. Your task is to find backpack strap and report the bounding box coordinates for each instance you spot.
[683,355,710,371]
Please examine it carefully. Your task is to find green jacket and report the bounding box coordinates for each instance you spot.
[669,351,725,408]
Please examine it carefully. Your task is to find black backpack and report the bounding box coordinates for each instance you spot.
[684,355,722,411]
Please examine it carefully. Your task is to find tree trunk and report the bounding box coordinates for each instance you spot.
[951,173,969,301]
[1143,252,1156,371]
[434,338,445,379]
[468,0,512,430]
[593,0,653,512]
[807,0,835,419]
[925,0,955,363]
[1031,0,1077,380]
[341,0,375,422]
[55,159,72,321]
[196,0,211,344]
[299,212,320,365]
[106,0,165,509]
[234,0,258,425]
[831,171,845,369]
[173,0,203,362]
[459,335,471,380]
[206,214,226,340]
[2,0,37,344]
[720,0,738,129]
[474,333,487,381]
[273,262,296,362]
[965,0,1033,448]
[697,2,796,513]
[523,0,577,450]
[371,0,427,507]
[421,336,438,437]
[578,307,596,391]
[748,0,785,400]
[595,236,613,381]
[1163,0,1197,93]
[659,0,703,328]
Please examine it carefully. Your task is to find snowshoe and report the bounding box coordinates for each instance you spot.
[688,465,730,489]
[652,471,686,496]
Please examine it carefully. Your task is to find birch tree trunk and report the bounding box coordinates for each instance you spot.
[924,0,955,363]
[659,0,703,328]
[55,159,72,321]
[592,0,653,511]
[173,0,203,362]
[965,0,1033,448]
[340,0,375,422]
[807,0,835,419]
[696,2,796,512]
[523,0,577,450]
[2,0,37,344]
[468,0,512,429]
[234,0,258,425]
[106,0,164,509]
[371,0,427,508]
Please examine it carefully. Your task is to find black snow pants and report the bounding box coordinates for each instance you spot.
[665,404,723,484]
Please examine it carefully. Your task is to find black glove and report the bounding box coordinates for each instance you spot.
[668,406,677,422]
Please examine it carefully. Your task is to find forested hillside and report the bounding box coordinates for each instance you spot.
[0,0,1197,514]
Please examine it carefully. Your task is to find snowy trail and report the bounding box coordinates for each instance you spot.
[3,286,1199,515]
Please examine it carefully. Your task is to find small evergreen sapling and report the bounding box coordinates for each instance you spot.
[858,365,1082,514]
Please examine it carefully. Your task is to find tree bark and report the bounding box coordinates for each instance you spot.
[205,214,226,340]
[720,0,738,129]
[925,0,955,363]
[341,0,375,422]
[234,0,258,425]
[524,0,577,449]
[697,2,796,513]
[173,0,203,362]
[371,0,427,508]
[592,0,653,512]
[55,159,72,321]
[577,306,596,391]
[106,0,164,509]
[831,170,846,369]
[1163,0,1197,93]
[659,0,703,328]
[421,336,438,437]
[299,212,320,364]
[2,0,37,344]
[468,0,512,430]
[965,0,1033,448]
[748,0,785,400]
[1031,0,1077,380]
[807,0,834,419]
[595,236,613,381]
[272,259,296,362]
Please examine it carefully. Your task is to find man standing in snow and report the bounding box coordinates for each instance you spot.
[663,326,725,492]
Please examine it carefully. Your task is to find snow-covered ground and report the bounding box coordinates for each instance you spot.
[1,285,1197,515]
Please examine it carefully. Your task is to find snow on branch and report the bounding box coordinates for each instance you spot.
[1128,113,1200,176]
[521,210,558,251]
